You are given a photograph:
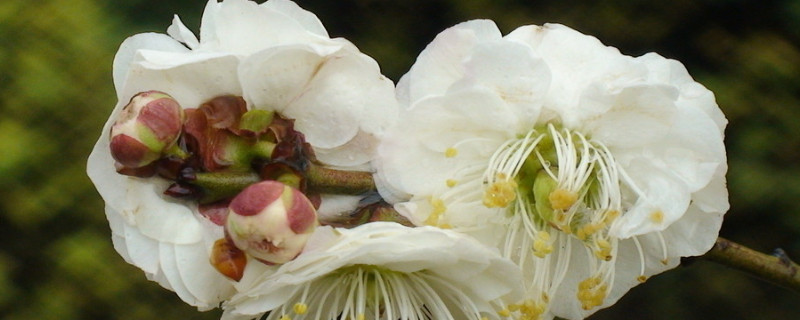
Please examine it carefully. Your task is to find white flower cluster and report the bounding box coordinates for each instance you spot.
[88,1,728,319]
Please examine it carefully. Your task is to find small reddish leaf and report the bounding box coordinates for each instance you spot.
[210,238,247,281]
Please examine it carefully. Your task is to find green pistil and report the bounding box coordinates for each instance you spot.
[532,169,559,223]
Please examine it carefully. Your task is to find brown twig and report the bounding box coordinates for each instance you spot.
[703,237,800,292]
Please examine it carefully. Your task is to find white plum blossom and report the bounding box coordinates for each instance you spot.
[88,0,396,310]
[375,20,728,319]
[222,222,523,320]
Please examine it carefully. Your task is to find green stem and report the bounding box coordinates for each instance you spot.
[194,171,261,204]
[306,164,375,195]
[703,237,800,292]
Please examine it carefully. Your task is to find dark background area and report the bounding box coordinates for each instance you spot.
[1,0,799,319]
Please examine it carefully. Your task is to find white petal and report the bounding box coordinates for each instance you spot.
[313,131,379,167]
[197,0,326,55]
[612,160,691,238]
[159,243,199,306]
[315,194,363,220]
[662,204,725,257]
[262,0,328,37]
[458,39,549,121]
[278,50,386,149]
[579,84,679,148]
[240,45,325,112]
[401,19,503,103]
[691,163,730,213]
[174,242,236,309]
[198,0,222,46]
[167,14,199,49]
[122,53,243,109]
[112,33,188,96]
[509,23,637,115]
[121,219,161,276]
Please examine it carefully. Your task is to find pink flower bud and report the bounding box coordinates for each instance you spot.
[226,181,318,264]
[110,91,184,168]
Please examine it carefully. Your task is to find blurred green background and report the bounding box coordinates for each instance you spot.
[1,0,799,319]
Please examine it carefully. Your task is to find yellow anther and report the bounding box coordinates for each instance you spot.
[517,299,546,319]
[507,304,520,312]
[481,317,489,320]
[446,179,457,187]
[593,238,613,260]
[650,210,664,224]
[578,277,600,290]
[293,303,308,315]
[498,309,511,317]
[580,222,605,240]
[660,259,669,265]
[357,314,365,320]
[603,210,620,224]
[438,223,452,229]
[576,228,587,241]
[594,249,612,261]
[533,231,553,258]
[637,275,648,283]
[445,147,458,158]
[483,180,517,208]
[279,316,291,320]
[577,277,608,310]
[548,188,578,210]
[425,198,447,226]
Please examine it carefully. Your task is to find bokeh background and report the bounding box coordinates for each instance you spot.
[1,0,799,319]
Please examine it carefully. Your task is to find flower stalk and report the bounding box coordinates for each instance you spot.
[305,164,375,195]
[703,237,800,292]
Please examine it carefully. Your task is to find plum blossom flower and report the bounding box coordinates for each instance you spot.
[222,222,523,320]
[375,20,728,319]
[88,0,396,309]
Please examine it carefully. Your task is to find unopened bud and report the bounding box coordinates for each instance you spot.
[226,181,318,264]
[110,91,184,168]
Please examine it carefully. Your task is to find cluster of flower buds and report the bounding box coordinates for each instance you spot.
[110,91,315,199]
[109,91,324,276]
[109,91,414,280]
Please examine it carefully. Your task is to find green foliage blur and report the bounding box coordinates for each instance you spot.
[1,0,798,319]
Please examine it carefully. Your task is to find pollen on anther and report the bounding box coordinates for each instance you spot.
[425,198,447,226]
[279,315,291,320]
[637,275,648,283]
[293,303,308,315]
[549,188,578,210]
[483,180,517,208]
[498,309,511,317]
[445,147,458,158]
[650,210,664,224]
[446,179,457,187]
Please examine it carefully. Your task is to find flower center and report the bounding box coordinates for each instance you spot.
[479,124,635,315]
[269,265,487,320]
